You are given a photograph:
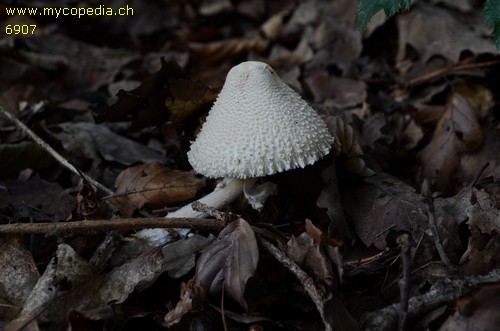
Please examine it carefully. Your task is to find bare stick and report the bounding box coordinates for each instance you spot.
[0,217,224,236]
[258,237,332,331]
[421,180,453,271]
[0,105,113,195]
[396,233,414,331]
[362,268,500,330]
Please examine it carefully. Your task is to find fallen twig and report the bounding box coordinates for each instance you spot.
[0,217,224,236]
[421,180,453,271]
[361,268,500,331]
[258,237,332,331]
[396,233,414,331]
[408,58,500,86]
[0,105,113,195]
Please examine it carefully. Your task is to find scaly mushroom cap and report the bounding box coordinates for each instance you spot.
[188,61,334,179]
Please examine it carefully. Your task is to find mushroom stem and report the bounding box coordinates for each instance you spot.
[166,177,248,218]
[111,178,249,263]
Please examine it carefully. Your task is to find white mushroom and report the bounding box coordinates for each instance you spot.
[188,61,334,178]
[170,61,334,217]
[114,61,334,260]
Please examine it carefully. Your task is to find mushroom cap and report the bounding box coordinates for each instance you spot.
[187,61,334,179]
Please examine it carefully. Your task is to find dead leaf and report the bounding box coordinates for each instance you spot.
[419,93,483,193]
[322,114,374,177]
[188,38,270,65]
[19,33,136,100]
[0,142,55,177]
[52,122,167,167]
[96,58,218,131]
[0,237,40,320]
[111,162,205,217]
[162,235,214,278]
[459,129,500,183]
[195,218,259,310]
[304,74,367,108]
[285,230,337,290]
[19,244,98,325]
[438,284,500,331]
[163,280,197,327]
[316,163,351,239]
[459,230,500,276]
[343,173,428,250]
[14,243,168,329]
[0,174,76,222]
[396,3,496,66]
[308,14,362,74]
[467,189,500,235]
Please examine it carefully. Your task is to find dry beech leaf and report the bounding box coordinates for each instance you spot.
[285,221,351,330]
[166,78,221,123]
[11,243,168,329]
[0,237,39,320]
[439,284,500,331]
[304,74,366,108]
[17,244,98,326]
[343,172,428,250]
[111,162,205,217]
[195,218,259,310]
[188,38,269,64]
[0,174,76,222]
[459,128,500,183]
[396,4,496,65]
[321,114,374,176]
[285,223,337,290]
[419,93,483,193]
[466,189,500,235]
[459,228,500,276]
[163,280,196,327]
[316,163,351,239]
[162,235,214,278]
[96,58,217,131]
[52,122,167,166]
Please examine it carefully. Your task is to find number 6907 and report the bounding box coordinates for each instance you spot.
[5,24,36,35]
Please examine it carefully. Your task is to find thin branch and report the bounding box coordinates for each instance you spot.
[396,233,414,331]
[258,237,332,331]
[0,105,113,195]
[0,217,224,236]
[421,180,453,271]
[361,268,500,331]
[408,59,500,86]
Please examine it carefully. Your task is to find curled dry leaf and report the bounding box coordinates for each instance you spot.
[459,228,500,276]
[321,114,375,176]
[96,58,218,131]
[11,243,168,329]
[188,38,269,65]
[111,162,205,217]
[419,93,483,193]
[466,188,500,235]
[343,173,428,250]
[0,237,39,320]
[459,128,500,183]
[163,280,196,327]
[17,244,98,326]
[195,218,259,310]
[439,284,500,331]
[162,234,214,278]
[396,4,496,66]
[0,142,54,177]
[0,174,76,222]
[285,222,339,290]
[316,163,351,239]
[52,122,167,167]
